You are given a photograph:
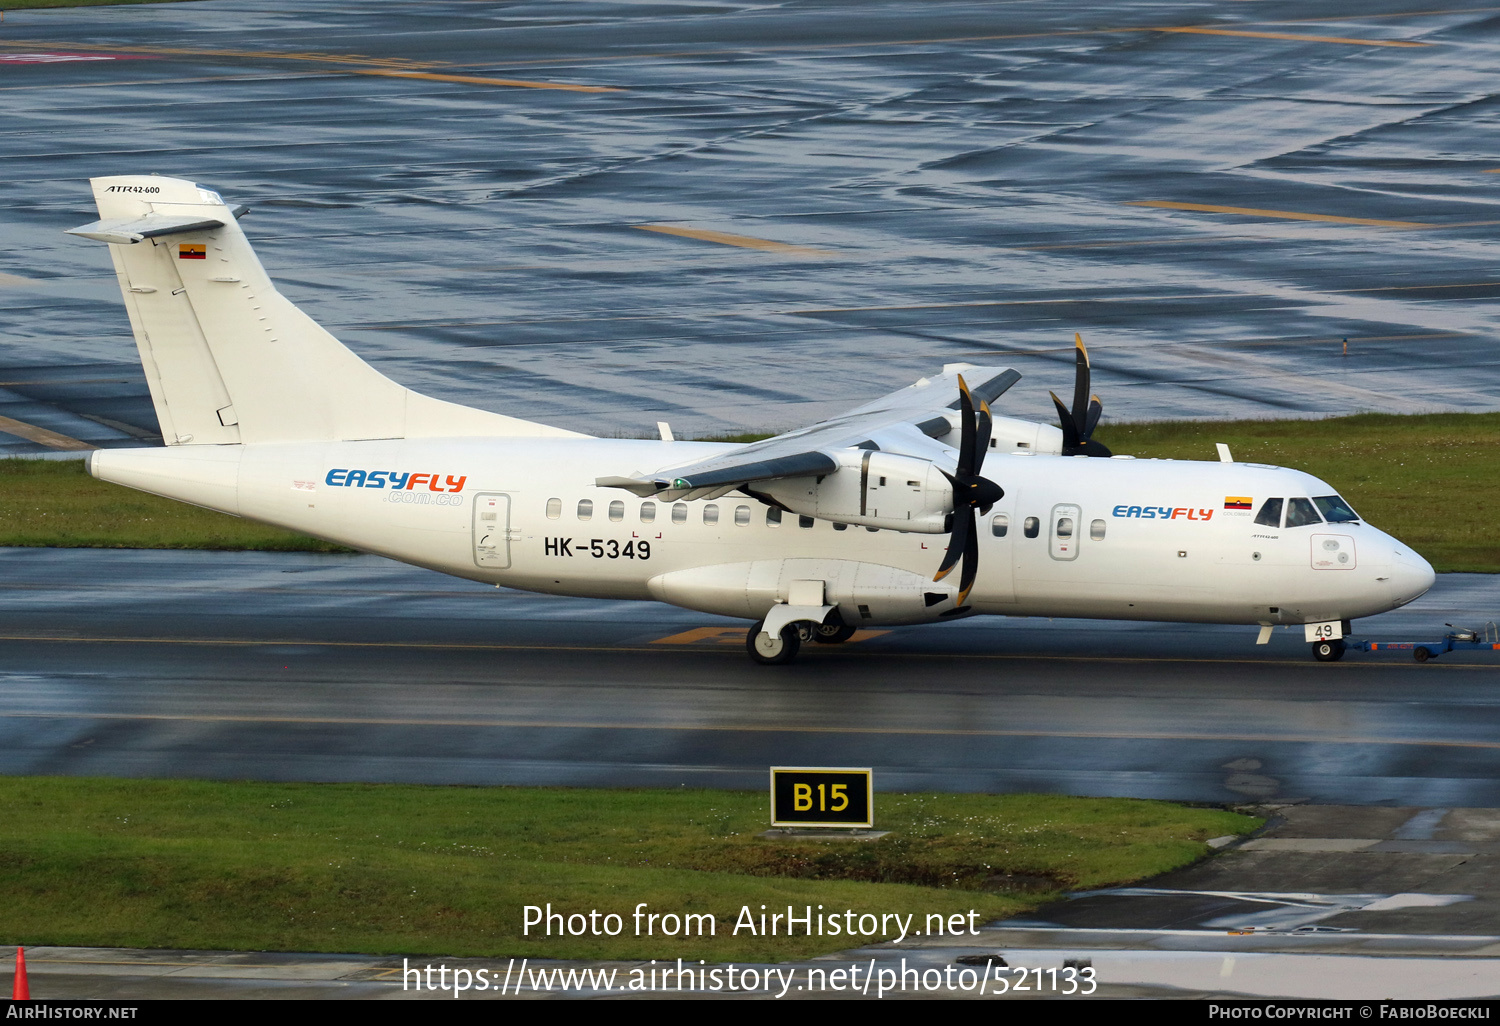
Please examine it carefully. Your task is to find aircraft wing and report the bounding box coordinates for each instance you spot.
[596,365,1020,500]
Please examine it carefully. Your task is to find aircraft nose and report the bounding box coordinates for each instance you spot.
[1388,546,1436,608]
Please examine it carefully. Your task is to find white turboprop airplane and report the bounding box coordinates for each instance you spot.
[68,175,1436,664]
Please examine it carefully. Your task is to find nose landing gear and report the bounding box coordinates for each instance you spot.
[1312,639,1346,662]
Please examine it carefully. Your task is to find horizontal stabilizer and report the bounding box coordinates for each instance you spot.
[66,214,226,245]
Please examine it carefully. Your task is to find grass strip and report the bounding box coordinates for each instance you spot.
[0,778,1256,960]
[0,458,348,551]
[0,2,190,10]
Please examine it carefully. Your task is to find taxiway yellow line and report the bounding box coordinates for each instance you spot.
[428,6,1471,71]
[0,40,440,69]
[355,70,622,92]
[652,626,888,644]
[0,632,1493,671]
[0,414,94,451]
[635,224,835,255]
[1156,26,1430,46]
[1,708,1494,749]
[1126,201,1430,228]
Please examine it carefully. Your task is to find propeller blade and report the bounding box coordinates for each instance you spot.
[956,374,976,478]
[956,510,980,604]
[1071,332,1091,436]
[973,399,993,475]
[1084,395,1104,439]
[934,508,970,582]
[1050,391,1080,452]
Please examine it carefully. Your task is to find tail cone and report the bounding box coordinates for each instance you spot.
[13,946,28,1000]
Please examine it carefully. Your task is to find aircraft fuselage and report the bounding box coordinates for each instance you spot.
[89,436,1435,631]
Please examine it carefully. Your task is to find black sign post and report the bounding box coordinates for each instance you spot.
[769,767,873,829]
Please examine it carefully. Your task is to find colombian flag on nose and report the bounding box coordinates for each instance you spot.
[178,243,206,259]
[1224,496,1253,510]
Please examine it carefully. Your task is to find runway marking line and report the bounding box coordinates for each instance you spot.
[635,225,836,255]
[2,708,1495,750]
[652,626,888,645]
[354,70,622,93]
[0,414,95,451]
[1126,202,1431,228]
[0,632,1493,671]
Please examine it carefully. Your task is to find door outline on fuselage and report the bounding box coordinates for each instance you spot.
[1049,503,1081,561]
[473,493,513,569]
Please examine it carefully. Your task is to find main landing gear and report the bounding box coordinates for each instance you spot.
[1312,639,1346,662]
[746,619,856,664]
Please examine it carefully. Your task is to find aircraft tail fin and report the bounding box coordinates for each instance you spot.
[68,175,581,445]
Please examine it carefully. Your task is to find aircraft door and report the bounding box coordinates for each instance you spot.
[1049,503,1081,561]
[473,493,513,569]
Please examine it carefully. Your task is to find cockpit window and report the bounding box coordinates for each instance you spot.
[1285,497,1323,528]
[1313,495,1359,523]
[1254,497,1283,528]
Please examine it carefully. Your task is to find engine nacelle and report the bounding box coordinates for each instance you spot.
[757,449,952,533]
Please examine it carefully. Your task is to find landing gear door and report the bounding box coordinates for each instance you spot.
[1049,503,1081,561]
[473,493,512,569]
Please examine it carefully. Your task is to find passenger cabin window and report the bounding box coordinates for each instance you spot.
[734,505,750,526]
[1254,498,1283,528]
[577,499,593,521]
[1023,516,1040,539]
[671,502,688,524]
[1285,497,1323,528]
[765,507,782,527]
[640,502,656,523]
[608,500,624,522]
[1090,519,1106,541]
[991,514,1009,537]
[1314,495,1359,523]
[1056,516,1074,538]
[703,503,719,525]
[799,515,815,529]
[546,498,561,519]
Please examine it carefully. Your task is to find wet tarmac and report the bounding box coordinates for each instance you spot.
[1,548,1496,805]
[2,1,1500,452]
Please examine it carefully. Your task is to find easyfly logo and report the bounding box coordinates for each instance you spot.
[1111,504,1214,521]
[325,469,467,493]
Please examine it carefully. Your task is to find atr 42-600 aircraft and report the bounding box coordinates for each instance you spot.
[68,175,1436,664]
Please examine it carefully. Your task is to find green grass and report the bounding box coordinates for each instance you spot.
[0,1,189,9]
[1094,412,1500,573]
[0,458,348,551]
[0,778,1257,960]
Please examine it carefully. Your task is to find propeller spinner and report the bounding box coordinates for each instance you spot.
[1049,333,1112,458]
[933,374,1004,606]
